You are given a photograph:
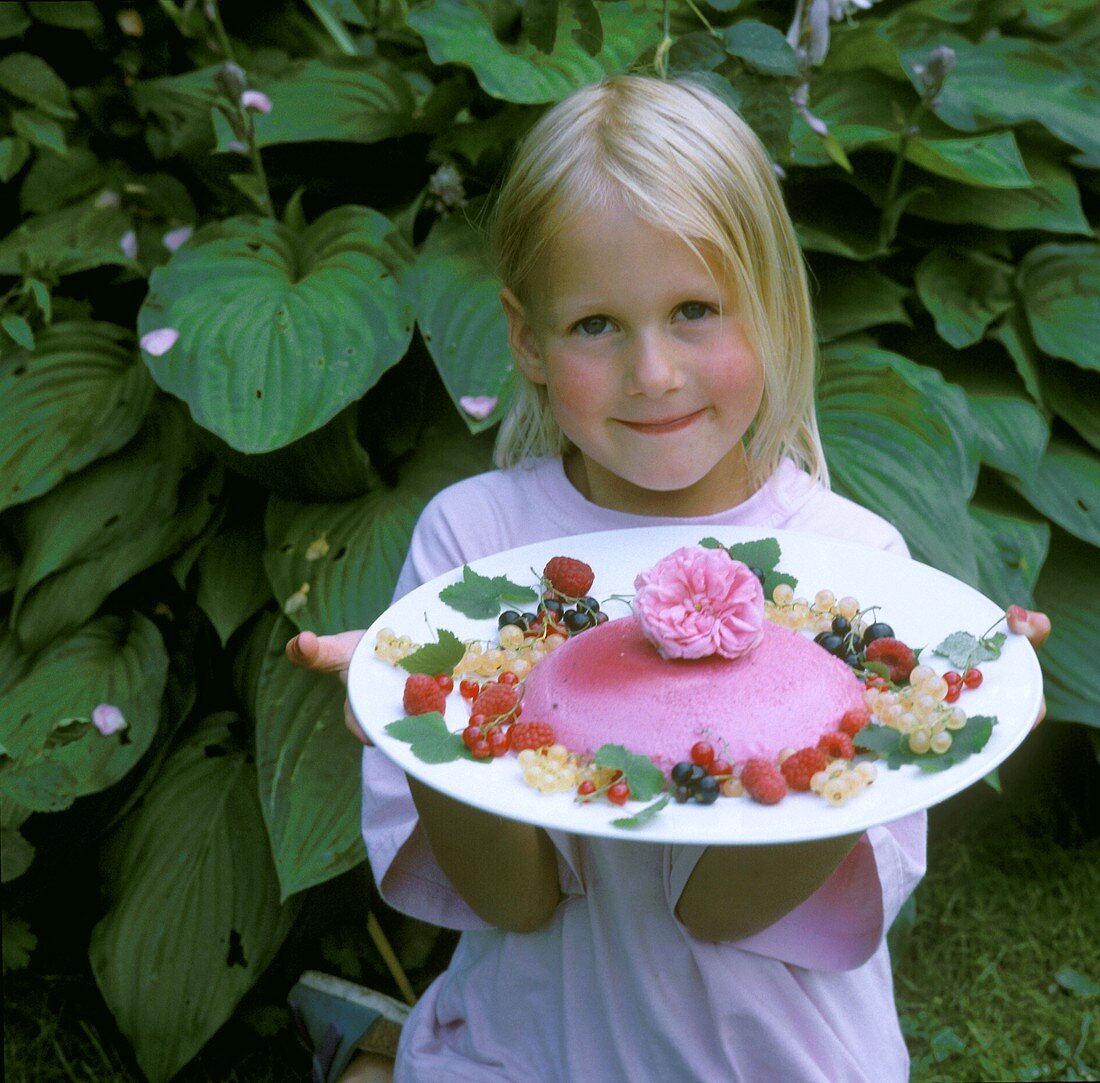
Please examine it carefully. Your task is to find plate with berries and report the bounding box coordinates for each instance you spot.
[347,526,1043,844]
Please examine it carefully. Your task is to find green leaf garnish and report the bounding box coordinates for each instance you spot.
[439,565,538,619]
[384,713,488,765]
[398,628,465,675]
[593,744,666,801]
[855,716,997,773]
[933,630,1007,671]
[612,793,672,829]
[699,536,796,596]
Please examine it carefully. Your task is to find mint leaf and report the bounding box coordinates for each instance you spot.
[933,630,1007,671]
[700,535,796,597]
[384,713,488,765]
[698,537,724,549]
[855,716,996,773]
[439,565,538,619]
[398,629,465,675]
[594,744,666,801]
[612,793,671,829]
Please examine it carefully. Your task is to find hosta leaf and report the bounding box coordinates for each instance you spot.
[10,399,223,650]
[410,207,514,432]
[989,306,1042,403]
[90,713,299,1083]
[254,617,366,897]
[0,614,167,795]
[966,392,1048,479]
[408,0,657,104]
[194,517,272,645]
[132,66,218,160]
[215,59,415,150]
[719,20,799,76]
[0,195,134,277]
[264,419,492,634]
[0,52,75,120]
[813,260,910,342]
[969,506,1050,611]
[19,146,105,214]
[1008,439,1100,548]
[902,133,1033,190]
[818,345,980,584]
[0,321,155,512]
[1040,361,1100,452]
[0,136,31,183]
[1034,528,1100,728]
[904,148,1088,234]
[138,207,415,453]
[914,249,1013,349]
[11,108,66,154]
[1017,243,1100,372]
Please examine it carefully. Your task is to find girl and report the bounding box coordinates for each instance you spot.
[287,74,1050,1082]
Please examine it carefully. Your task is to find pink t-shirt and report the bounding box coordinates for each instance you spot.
[362,458,925,1082]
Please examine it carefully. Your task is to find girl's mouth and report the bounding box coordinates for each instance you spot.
[619,409,706,434]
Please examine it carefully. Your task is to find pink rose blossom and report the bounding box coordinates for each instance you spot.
[140,328,179,356]
[633,546,765,660]
[92,703,127,736]
[240,90,272,114]
[459,395,498,420]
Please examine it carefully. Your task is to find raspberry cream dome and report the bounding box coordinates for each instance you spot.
[520,615,865,768]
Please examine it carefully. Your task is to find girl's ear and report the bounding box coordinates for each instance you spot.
[500,287,547,385]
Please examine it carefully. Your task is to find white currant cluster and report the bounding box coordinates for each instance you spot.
[457,628,567,680]
[374,628,422,664]
[766,585,863,635]
[809,760,877,806]
[864,664,967,754]
[518,744,580,794]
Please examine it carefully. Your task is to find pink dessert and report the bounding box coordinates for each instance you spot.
[520,615,865,769]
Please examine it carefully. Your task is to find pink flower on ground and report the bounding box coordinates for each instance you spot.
[459,395,498,420]
[633,546,765,660]
[140,328,179,356]
[92,704,127,736]
[240,90,272,114]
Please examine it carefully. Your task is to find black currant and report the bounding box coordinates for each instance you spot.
[520,611,538,630]
[578,596,600,614]
[748,567,766,586]
[671,762,696,786]
[539,598,564,617]
[862,621,894,647]
[831,616,851,636]
[817,633,845,656]
[563,608,593,633]
[844,652,862,669]
[695,776,720,804]
[499,610,521,629]
[674,785,693,804]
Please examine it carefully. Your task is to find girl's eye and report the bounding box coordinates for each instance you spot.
[575,316,611,336]
[677,302,713,321]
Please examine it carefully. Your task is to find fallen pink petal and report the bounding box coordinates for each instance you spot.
[140,327,180,356]
[119,230,138,259]
[240,90,272,114]
[162,225,193,251]
[92,704,127,736]
[459,395,498,420]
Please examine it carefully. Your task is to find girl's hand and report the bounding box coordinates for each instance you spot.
[1006,605,1052,728]
[284,629,368,742]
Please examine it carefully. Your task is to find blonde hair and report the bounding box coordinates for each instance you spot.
[489,73,828,490]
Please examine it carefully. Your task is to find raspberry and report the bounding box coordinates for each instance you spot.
[780,747,828,791]
[509,721,555,752]
[472,683,519,720]
[838,706,870,737]
[740,758,787,805]
[403,673,446,716]
[818,732,856,760]
[543,556,595,600]
[864,636,917,684]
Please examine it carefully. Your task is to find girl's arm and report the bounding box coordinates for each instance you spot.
[407,778,563,933]
[675,835,861,942]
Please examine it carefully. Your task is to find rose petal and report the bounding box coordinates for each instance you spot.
[459,395,498,421]
[92,703,127,736]
[140,328,180,356]
[162,225,193,252]
[119,230,138,259]
[240,90,272,114]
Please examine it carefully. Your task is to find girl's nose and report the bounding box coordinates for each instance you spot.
[625,332,683,396]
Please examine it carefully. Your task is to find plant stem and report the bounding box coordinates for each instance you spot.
[245,113,276,218]
[878,100,926,246]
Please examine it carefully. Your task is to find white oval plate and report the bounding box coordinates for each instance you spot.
[348,526,1042,845]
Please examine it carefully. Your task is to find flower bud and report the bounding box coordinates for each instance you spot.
[240,90,272,114]
[92,704,127,736]
[215,61,248,101]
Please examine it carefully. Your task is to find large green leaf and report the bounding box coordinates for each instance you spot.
[0,195,135,276]
[0,52,75,120]
[193,517,272,645]
[411,208,514,432]
[1008,439,1100,547]
[1033,528,1100,728]
[131,66,217,159]
[969,505,1049,610]
[254,615,365,897]
[10,400,223,650]
[0,321,155,512]
[1016,243,1100,372]
[138,207,415,453]
[1040,361,1100,452]
[903,146,1089,233]
[989,306,1042,403]
[90,713,299,1083]
[914,249,1014,349]
[818,344,980,583]
[264,420,493,634]
[215,59,415,149]
[19,145,105,214]
[813,261,910,342]
[0,613,167,795]
[905,34,1100,159]
[966,392,1049,479]
[407,0,658,103]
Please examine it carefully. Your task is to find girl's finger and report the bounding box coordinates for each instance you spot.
[1006,606,1052,651]
[284,628,366,680]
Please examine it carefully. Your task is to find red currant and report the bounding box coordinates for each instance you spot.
[690,741,715,768]
[944,685,961,704]
[607,781,630,806]
[470,739,492,759]
[435,674,454,694]
[459,680,480,700]
[963,667,983,689]
[469,712,488,730]
[708,758,732,778]
[462,724,484,749]
[497,672,519,686]
[487,729,509,757]
[576,780,596,798]
[943,670,962,687]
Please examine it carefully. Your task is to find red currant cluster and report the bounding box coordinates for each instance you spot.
[576,774,631,806]
[670,741,733,804]
[942,666,983,702]
[457,674,524,758]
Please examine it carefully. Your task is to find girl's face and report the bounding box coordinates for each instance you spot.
[502,200,765,516]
